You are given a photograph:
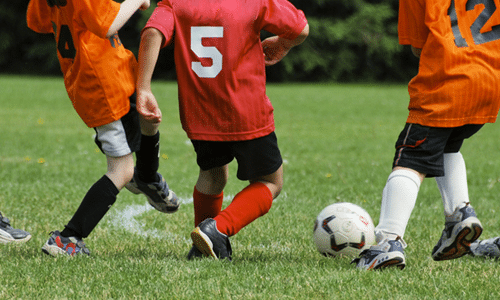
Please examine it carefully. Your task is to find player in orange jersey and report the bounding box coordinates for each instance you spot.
[353,0,500,270]
[27,0,179,256]
[136,0,308,260]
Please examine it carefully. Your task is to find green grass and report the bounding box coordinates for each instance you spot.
[1,75,500,299]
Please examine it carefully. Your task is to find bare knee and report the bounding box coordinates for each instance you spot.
[252,165,283,199]
[106,154,135,190]
[196,166,228,195]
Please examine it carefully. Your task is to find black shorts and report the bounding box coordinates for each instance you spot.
[191,132,283,181]
[393,123,483,177]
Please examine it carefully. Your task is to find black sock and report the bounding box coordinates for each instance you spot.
[62,175,119,239]
[135,132,160,183]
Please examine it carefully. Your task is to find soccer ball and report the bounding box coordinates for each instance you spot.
[313,202,375,257]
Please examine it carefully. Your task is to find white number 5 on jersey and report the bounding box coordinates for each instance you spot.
[191,26,223,78]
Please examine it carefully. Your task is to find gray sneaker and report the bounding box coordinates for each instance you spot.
[125,169,179,214]
[432,203,482,261]
[352,237,406,270]
[470,237,500,258]
[41,231,90,257]
[190,218,232,261]
[0,212,31,244]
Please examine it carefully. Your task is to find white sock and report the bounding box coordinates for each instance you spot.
[435,152,469,217]
[376,169,421,241]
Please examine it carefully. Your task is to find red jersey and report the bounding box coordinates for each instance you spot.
[399,0,500,127]
[27,0,137,128]
[145,0,307,141]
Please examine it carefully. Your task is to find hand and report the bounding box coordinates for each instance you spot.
[136,89,162,123]
[139,0,150,10]
[262,36,291,66]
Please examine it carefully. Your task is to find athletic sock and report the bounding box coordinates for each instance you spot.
[193,187,224,227]
[435,152,469,216]
[135,132,160,183]
[375,169,421,240]
[214,182,273,237]
[62,175,119,239]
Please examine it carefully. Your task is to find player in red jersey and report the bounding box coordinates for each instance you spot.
[137,0,308,260]
[354,0,500,270]
[27,0,179,256]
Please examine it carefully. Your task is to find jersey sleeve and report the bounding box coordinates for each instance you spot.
[143,1,175,48]
[78,0,120,39]
[258,0,308,40]
[27,0,54,34]
[398,0,428,48]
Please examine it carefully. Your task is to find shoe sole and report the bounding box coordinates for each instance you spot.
[0,233,31,244]
[433,222,483,261]
[361,254,406,270]
[147,192,180,214]
[373,258,405,270]
[128,182,180,214]
[191,228,218,260]
[125,176,180,214]
[42,242,68,257]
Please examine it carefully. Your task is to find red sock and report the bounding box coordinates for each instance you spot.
[214,182,273,237]
[193,187,224,227]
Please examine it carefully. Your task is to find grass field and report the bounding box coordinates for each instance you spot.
[1,75,500,299]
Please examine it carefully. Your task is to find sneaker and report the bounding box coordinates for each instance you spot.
[187,244,205,260]
[352,237,406,270]
[0,212,31,244]
[41,231,90,257]
[125,169,179,214]
[432,203,483,261]
[190,218,232,261]
[470,237,500,258]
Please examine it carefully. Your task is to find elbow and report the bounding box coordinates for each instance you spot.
[302,23,309,39]
[295,23,309,45]
[141,27,165,45]
[141,27,161,39]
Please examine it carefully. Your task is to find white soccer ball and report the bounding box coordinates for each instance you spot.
[313,202,375,257]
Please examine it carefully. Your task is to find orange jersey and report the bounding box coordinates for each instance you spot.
[27,0,137,128]
[399,0,500,127]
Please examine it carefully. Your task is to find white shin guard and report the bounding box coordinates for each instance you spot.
[376,169,422,242]
[435,152,469,217]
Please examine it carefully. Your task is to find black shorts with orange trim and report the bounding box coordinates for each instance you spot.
[393,123,483,177]
[191,132,283,181]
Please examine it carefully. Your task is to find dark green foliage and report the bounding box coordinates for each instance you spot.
[1,0,418,82]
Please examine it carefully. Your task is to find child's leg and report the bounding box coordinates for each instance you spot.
[436,152,469,216]
[375,167,423,241]
[193,188,224,227]
[60,105,139,240]
[63,154,134,239]
[106,154,135,189]
[135,117,160,183]
[193,165,227,226]
[214,165,283,237]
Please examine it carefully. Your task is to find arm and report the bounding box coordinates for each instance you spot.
[106,0,150,38]
[136,27,164,123]
[262,23,309,66]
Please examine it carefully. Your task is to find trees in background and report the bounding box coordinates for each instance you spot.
[1,0,418,82]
